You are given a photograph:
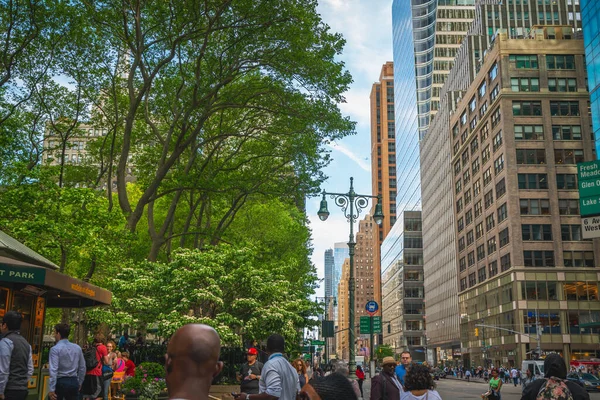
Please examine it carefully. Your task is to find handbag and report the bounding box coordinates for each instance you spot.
[102,364,114,381]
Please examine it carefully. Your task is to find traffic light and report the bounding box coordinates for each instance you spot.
[475,328,479,337]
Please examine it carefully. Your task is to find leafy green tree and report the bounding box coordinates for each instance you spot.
[376,344,395,361]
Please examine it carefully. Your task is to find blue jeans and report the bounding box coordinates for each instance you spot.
[103,378,110,400]
[56,377,80,400]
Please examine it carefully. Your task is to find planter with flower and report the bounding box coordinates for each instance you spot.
[120,362,167,400]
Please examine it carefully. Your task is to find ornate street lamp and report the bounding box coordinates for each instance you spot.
[317,177,383,378]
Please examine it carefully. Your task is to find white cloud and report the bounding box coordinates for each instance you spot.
[327,142,371,172]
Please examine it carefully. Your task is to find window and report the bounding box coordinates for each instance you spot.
[564,282,599,302]
[483,168,492,186]
[516,149,546,164]
[491,108,501,128]
[480,101,488,117]
[499,227,509,247]
[546,54,575,70]
[501,253,511,271]
[472,157,480,174]
[474,200,483,218]
[518,174,548,189]
[465,209,473,225]
[489,261,498,277]
[482,145,491,164]
[476,222,484,239]
[513,101,542,116]
[389,166,396,176]
[561,224,582,241]
[469,97,477,112]
[556,174,577,190]
[509,54,539,69]
[511,77,540,92]
[522,224,552,241]
[523,250,555,267]
[487,237,497,254]
[489,62,498,80]
[478,267,487,283]
[480,124,489,142]
[458,217,464,232]
[455,179,462,194]
[515,125,544,140]
[497,203,508,222]
[494,154,505,174]
[470,138,479,155]
[454,161,461,176]
[486,214,495,231]
[554,149,584,164]
[456,197,463,213]
[461,130,468,144]
[452,124,459,139]
[463,169,471,185]
[469,273,476,287]
[558,199,579,215]
[468,251,475,267]
[550,101,580,117]
[477,244,486,261]
[460,111,467,126]
[520,199,550,215]
[462,149,469,166]
[548,78,577,92]
[459,257,467,271]
[490,85,500,102]
[460,278,467,291]
[564,251,595,267]
[552,125,581,140]
[478,81,487,98]
[484,190,494,209]
[464,188,472,205]
[473,179,481,197]
[466,230,474,246]
[496,178,506,198]
[522,281,558,301]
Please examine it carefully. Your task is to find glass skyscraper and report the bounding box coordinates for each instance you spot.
[324,249,334,299]
[582,0,600,157]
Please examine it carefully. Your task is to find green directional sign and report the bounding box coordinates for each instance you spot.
[310,340,325,346]
[360,316,371,334]
[372,316,382,334]
[578,160,600,217]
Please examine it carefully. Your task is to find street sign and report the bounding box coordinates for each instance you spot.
[310,340,325,346]
[578,160,600,217]
[360,316,371,334]
[372,316,382,334]
[365,300,379,316]
[582,216,600,239]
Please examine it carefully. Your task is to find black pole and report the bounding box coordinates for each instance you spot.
[370,315,374,367]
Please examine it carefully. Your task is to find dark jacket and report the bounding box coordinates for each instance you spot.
[520,354,590,400]
[370,371,402,400]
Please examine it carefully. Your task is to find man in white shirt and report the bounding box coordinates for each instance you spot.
[511,367,519,386]
[235,334,299,400]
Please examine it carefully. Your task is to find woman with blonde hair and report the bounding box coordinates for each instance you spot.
[293,358,310,388]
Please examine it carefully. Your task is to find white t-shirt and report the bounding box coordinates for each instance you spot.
[402,390,443,400]
[511,368,518,378]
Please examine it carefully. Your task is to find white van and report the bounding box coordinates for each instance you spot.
[522,360,544,378]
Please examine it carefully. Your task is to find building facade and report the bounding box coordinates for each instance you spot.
[381,211,426,361]
[336,258,350,361]
[451,31,600,368]
[324,249,335,299]
[581,0,600,157]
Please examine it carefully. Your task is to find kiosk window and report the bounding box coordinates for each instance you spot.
[11,292,34,341]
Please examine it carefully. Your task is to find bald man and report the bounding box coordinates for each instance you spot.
[165,324,223,400]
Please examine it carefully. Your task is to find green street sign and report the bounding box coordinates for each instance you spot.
[581,194,600,217]
[0,263,46,284]
[372,316,382,334]
[578,160,600,182]
[310,340,325,346]
[360,316,371,334]
[579,177,600,198]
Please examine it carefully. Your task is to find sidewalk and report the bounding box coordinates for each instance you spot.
[444,375,488,384]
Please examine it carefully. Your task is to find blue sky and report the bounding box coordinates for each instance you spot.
[308,0,393,297]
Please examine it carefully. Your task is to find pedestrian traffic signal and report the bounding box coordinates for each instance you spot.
[474,328,479,337]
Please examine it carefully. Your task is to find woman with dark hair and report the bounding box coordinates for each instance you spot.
[402,364,442,400]
[297,373,358,400]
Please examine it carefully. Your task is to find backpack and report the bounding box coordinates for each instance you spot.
[536,377,574,400]
[84,346,99,371]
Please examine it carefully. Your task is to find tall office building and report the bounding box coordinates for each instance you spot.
[333,242,349,300]
[581,0,600,157]
[324,249,335,299]
[452,29,599,367]
[336,258,350,360]
[383,0,474,360]
[420,0,586,365]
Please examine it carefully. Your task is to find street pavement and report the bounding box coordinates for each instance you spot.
[359,375,600,399]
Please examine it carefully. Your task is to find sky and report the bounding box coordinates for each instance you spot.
[307,0,393,297]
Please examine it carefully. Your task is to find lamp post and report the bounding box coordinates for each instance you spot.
[317,177,384,378]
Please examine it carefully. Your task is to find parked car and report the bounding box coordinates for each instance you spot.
[567,373,600,392]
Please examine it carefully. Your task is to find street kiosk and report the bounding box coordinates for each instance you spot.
[0,230,112,400]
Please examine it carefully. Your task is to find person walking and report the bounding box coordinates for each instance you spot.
[237,348,263,395]
[165,324,223,400]
[370,357,402,400]
[520,353,589,400]
[395,351,412,385]
[81,333,109,400]
[520,369,533,393]
[0,311,34,400]
[510,367,518,387]
[488,368,502,400]
[48,324,86,400]
[234,334,299,400]
[465,369,471,382]
[355,365,365,398]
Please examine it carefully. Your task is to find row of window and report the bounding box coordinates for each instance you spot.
[518,173,577,189]
[515,124,584,141]
[509,54,576,70]
[521,281,597,302]
[460,254,512,290]
[516,148,585,164]
[520,198,580,215]
[513,100,581,116]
